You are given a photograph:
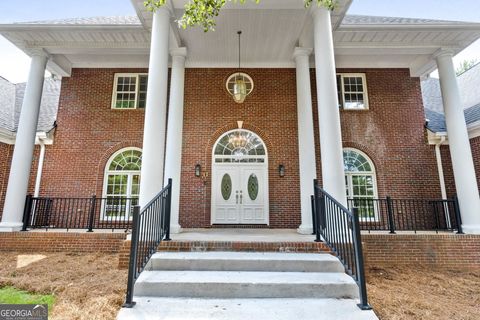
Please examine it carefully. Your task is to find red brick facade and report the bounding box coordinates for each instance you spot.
[0,143,13,216]
[1,67,475,227]
[440,136,480,197]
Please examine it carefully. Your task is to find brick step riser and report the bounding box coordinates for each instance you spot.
[157,241,331,253]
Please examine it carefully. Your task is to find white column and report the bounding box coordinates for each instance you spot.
[293,47,317,234]
[164,47,187,234]
[0,54,48,231]
[139,6,171,208]
[311,6,347,206]
[435,49,480,234]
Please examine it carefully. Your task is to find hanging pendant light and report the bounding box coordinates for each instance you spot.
[233,31,247,104]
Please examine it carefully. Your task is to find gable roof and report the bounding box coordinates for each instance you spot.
[422,63,480,133]
[0,78,61,134]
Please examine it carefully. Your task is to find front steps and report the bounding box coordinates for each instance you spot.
[117,251,378,320]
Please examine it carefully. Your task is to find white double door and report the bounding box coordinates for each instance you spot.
[212,164,268,224]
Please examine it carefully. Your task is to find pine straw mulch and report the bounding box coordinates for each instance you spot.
[0,252,127,320]
[366,266,480,320]
[0,252,479,320]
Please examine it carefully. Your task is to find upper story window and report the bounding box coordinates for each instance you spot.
[112,74,148,109]
[337,73,369,110]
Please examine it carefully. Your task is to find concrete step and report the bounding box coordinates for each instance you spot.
[146,251,344,272]
[117,297,378,320]
[134,270,359,299]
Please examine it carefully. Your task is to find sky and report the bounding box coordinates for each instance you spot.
[0,0,480,83]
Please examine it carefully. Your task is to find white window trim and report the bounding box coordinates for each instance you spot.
[111,73,148,110]
[101,147,142,221]
[344,147,378,221]
[337,73,369,110]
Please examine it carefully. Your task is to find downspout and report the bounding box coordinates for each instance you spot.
[434,135,451,228]
[34,138,46,198]
[434,135,447,200]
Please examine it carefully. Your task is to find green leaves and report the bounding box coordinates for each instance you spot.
[144,0,337,32]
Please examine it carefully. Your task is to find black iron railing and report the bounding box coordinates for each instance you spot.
[346,197,463,234]
[21,195,140,231]
[123,179,172,308]
[312,180,371,310]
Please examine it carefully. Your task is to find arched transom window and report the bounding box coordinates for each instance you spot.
[102,148,142,219]
[343,148,378,219]
[214,130,266,163]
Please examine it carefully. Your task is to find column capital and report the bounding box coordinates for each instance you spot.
[309,3,331,19]
[29,48,50,60]
[170,47,187,58]
[293,47,313,60]
[432,48,455,60]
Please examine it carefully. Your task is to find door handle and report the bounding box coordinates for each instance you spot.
[240,191,243,204]
[236,191,239,204]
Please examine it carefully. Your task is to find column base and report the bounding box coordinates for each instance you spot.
[462,224,480,234]
[297,224,314,235]
[169,224,183,234]
[0,221,23,232]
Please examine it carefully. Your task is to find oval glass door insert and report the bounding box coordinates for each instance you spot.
[221,174,232,200]
[247,174,259,200]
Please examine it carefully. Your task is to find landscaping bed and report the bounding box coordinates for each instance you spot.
[0,252,478,319]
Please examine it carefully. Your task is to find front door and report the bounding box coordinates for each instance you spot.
[211,129,269,225]
[212,164,268,224]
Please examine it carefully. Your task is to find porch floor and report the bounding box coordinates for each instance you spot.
[172,228,316,243]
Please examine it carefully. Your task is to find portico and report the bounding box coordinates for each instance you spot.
[1,0,480,234]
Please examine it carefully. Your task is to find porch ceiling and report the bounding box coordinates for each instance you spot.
[0,0,479,77]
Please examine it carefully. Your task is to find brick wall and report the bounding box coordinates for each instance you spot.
[0,142,13,220]
[1,68,447,228]
[0,231,127,253]
[362,234,480,269]
[0,143,40,221]
[439,135,480,197]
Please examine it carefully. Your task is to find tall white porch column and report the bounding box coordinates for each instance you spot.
[435,49,480,234]
[139,7,171,208]
[164,47,187,234]
[0,54,48,231]
[311,6,347,206]
[293,47,317,234]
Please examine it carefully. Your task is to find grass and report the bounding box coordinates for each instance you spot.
[0,286,55,310]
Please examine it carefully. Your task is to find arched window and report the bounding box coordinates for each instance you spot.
[213,129,266,163]
[343,148,378,219]
[102,148,142,219]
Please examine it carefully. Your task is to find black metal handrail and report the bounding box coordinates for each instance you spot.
[123,179,172,308]
[346,197,463,234]
[312,180,371,310]
[21,195,140,231]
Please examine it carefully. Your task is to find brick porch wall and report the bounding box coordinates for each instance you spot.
[0,68,451,227]
[0,231,127,253]
[362,234,480,269]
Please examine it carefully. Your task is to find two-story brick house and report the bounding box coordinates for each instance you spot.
[0,0,480,235]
